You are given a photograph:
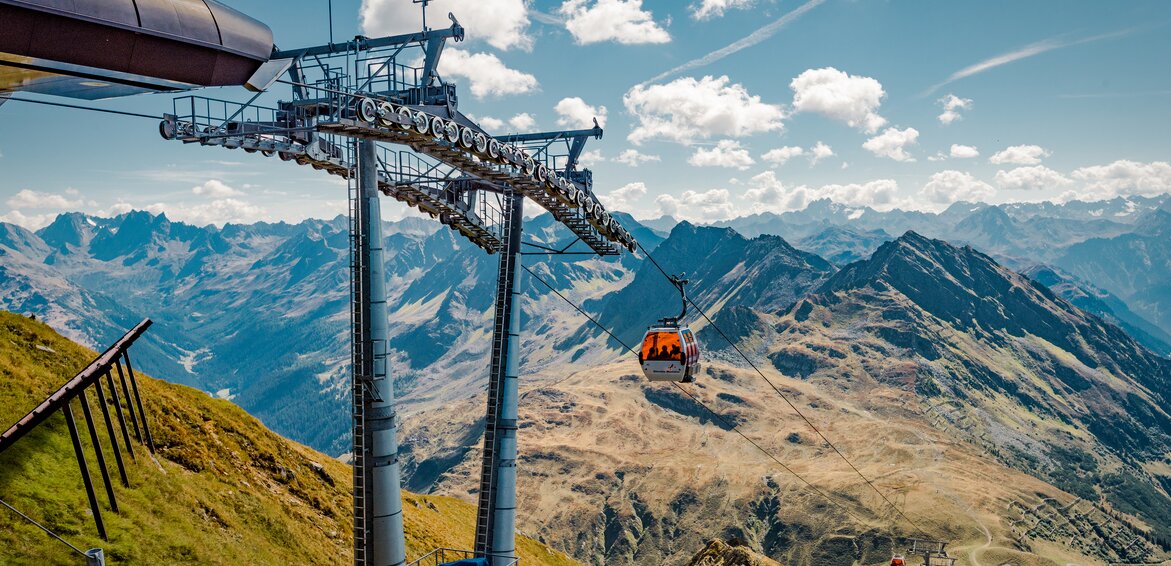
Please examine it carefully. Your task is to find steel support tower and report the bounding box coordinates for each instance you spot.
[351,139,406,566]
[475,192,524,563]
[160,13,636,565]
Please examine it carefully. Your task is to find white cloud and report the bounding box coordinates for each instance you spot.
[360,0,532,51]
[598,181,648,210]
[655,189,736,221]
[937,94,972,125]
[192,179,242,198]
[100,203,135,217]
[624,75,785,145]
[6,189,84,210]
[577,149,605,167]
[950,144,979,159]
[559,0,670,45]
[1066,160,1171,200]
[472,115,505,131]
[0,210,55,230]
[643,0,823,85]
[790,67,887,133]
[554,97,607,128]
[995,165,1071,191]
[508,113,537,131]
[688,140,755,169]
[761,146,804,166]
[742,171,813,213]
[818,179,901,210]
[742,172,900,213]
[439,49,539,98]
[919,170,995,206]
[145,199,268,227]
[809,141,834,165]
[925,29,1135,96]
[862,127,919,162]
[989,144,1049,165]
[691,0,752,20]
[615,149,661,167]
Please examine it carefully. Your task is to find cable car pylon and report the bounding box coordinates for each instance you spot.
[474,191,524,564]
[152,3,637,562]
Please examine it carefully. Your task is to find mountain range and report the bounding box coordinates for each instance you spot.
[3,195,1171,564]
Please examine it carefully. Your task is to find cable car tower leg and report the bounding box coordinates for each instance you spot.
[475,191,524,565]
[353,139,407,566]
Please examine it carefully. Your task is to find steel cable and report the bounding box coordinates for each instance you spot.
[521,262,877,528]
[633,240,932,538]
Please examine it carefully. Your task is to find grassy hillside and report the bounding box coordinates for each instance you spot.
[0,311,577,566]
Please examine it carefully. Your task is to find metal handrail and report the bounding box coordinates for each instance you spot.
[0,319,152,454]
[406,547,474,566]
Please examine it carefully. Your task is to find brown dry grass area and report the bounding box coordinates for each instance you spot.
[402,357,1104,566]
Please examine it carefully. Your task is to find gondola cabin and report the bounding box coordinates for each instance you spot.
[639,325,700,382]
[890,555,906,566]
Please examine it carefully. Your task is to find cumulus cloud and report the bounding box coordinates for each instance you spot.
[863,127,919,162]
[624,75,785,145]
[761,146,804,166]
[472,115,505,131]
[0,210,55,230]
[6,189,85,210]
[688,140,756,169]
[817,179,901,210]
[809,141,834,165]
[100,203,135,217]
[790,67,887,133]
[655,189,736,221]
[742,171,812,213]
[145,199,268,227]
[615,149,661,167]
[360,0,532,51]
[1066,160,1171,200]
[508,113,537,131]
[742,172,900,213]
[950,144,979,159]
[577,149,605,167]
[995,166,1071,191]
[598,181,648,210]
[989,144,1049,165]
[192,179,241,198]
[439,49,539,98]
[559,0,670,45]
[691,0,752,20]
[937,94,972,125]
[554,97,607,128]
[919,170,995,205]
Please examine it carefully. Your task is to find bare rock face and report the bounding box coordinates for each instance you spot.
[688,539,782,566]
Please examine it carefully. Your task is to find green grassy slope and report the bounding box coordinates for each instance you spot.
[0,311,577,566]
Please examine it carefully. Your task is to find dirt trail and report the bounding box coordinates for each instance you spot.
[969,521,993,566]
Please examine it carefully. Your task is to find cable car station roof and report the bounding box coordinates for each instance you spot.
[0,0,273,99]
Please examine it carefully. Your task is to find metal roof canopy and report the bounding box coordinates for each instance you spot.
[0,0,273,99]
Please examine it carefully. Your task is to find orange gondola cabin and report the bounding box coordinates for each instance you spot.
[638,274,701,383]
[639,324,700,382]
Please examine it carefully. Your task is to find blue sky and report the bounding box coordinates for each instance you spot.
[1,0,1170,228]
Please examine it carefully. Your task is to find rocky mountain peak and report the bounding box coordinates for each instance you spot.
[37,211,98,254]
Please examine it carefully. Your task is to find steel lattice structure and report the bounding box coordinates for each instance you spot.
[158,15,636,566]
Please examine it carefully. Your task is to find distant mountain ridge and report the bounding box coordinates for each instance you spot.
[4,199,1171,564]
[788,232,1171,544]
